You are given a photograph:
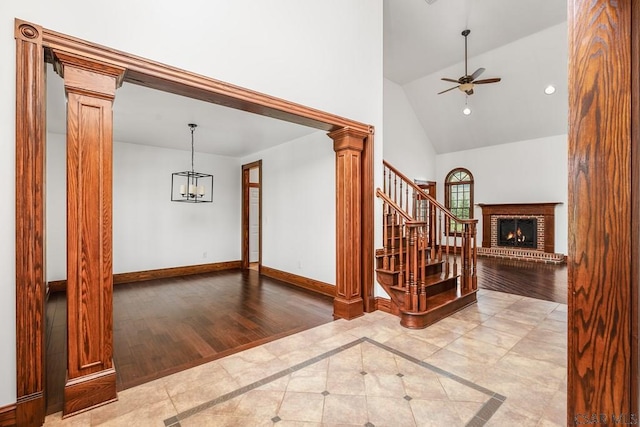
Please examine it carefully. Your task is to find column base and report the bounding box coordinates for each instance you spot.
[333,296,364,320]
[63,367,117,417]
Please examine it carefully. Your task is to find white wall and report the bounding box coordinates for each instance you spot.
[46,135,241,280]
[114,142,241,273]
[383,78,437,181]
[1,0,383,406]
[435,134,568,255]
[242,131,336,285]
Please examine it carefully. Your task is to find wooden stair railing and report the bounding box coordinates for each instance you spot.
[376,160,478,328]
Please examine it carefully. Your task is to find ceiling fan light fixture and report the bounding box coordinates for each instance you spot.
[463,96,471,116]
[459,83,473,92]
[438,29,501,97]
[544,84,556,95]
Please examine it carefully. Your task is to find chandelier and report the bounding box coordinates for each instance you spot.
[171,123,213,203]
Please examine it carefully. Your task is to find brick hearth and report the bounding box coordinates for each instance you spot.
[477,203,564,264]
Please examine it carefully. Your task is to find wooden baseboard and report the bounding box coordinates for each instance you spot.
[0,403,16,427]
[64,368,117,418]
[15,391,45,427]
[48,279,67,293]
[375,297,392,313]
[48,260,242,293]
[260,266,336,297]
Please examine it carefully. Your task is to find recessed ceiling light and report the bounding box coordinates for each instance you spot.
[463,106,472,116]
[544,85,556,95]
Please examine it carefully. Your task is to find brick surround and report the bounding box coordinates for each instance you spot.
[477,203,564,263]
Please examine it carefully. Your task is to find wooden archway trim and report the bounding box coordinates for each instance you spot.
[15,18,374,424]
[40,26,369,134]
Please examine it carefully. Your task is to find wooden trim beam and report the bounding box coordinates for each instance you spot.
[40,28,369,135]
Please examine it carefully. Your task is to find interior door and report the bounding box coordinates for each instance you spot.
[249,186,260,263]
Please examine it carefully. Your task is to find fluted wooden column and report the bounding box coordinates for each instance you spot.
[53,50,124,417]
[14,19,46,427]
[329,128,368,320]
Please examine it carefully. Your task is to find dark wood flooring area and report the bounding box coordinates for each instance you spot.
[476,257,567,304]
[45,269,334,414]
[45,257,567,414]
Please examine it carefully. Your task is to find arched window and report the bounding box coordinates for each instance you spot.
[445,168,474,233]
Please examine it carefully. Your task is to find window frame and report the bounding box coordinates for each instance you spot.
[444,167,474,234]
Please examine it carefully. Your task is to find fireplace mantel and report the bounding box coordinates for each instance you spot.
[477,202,562,259]
[477,202,561,217]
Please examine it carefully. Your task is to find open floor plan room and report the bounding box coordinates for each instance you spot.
[44,258,567,426]
[43,289,567,426]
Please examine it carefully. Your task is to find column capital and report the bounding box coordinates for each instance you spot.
[52,50,125,99]
[328,127,370,152]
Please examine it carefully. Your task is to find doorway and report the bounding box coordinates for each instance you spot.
[242,160,262,271]
[15,17,373,422]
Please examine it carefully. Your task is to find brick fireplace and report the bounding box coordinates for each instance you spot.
[477,202,564,263]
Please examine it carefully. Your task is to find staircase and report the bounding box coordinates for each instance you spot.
[376,161,478,328]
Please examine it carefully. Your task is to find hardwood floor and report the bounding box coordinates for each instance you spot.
[45,269,334,415]
[476,257,567,304]
[45,258,567,415]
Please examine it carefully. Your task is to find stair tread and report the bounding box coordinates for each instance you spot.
[388,273,458,291]
[375,247,438,258]
[375,248,438,257]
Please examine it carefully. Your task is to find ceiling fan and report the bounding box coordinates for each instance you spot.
[438,29,501,96]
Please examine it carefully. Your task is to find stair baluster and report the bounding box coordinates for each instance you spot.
[374,160,479,328]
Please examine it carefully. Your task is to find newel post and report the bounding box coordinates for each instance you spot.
[329,127,368,320]
[53,50,125,417]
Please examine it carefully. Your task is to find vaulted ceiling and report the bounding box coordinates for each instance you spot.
[47,0,568,156]
[384,0,568,153]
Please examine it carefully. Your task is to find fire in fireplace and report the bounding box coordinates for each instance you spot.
[498,218,537,248]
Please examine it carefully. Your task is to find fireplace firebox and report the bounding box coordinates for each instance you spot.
[497,218,537,248]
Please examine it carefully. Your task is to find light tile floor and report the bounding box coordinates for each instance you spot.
[44,289,567,426]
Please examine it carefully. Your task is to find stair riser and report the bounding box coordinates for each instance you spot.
[375,272,457,303]
[400,291,477,329]
[375,258,443,277]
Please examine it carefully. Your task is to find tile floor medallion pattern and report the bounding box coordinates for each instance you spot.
[43,290,567,426]
[164,338,504,426]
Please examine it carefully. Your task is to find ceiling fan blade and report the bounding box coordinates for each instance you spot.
[437,86,459,95]
[441,78,460,83]
[473,77,502,84]
[470,68,485,80]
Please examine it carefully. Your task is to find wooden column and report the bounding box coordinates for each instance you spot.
[568,0,638,423]
[361,131,375,313]
[53,50,124,417]
[14,19,46,427]
[330,128,368,320]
